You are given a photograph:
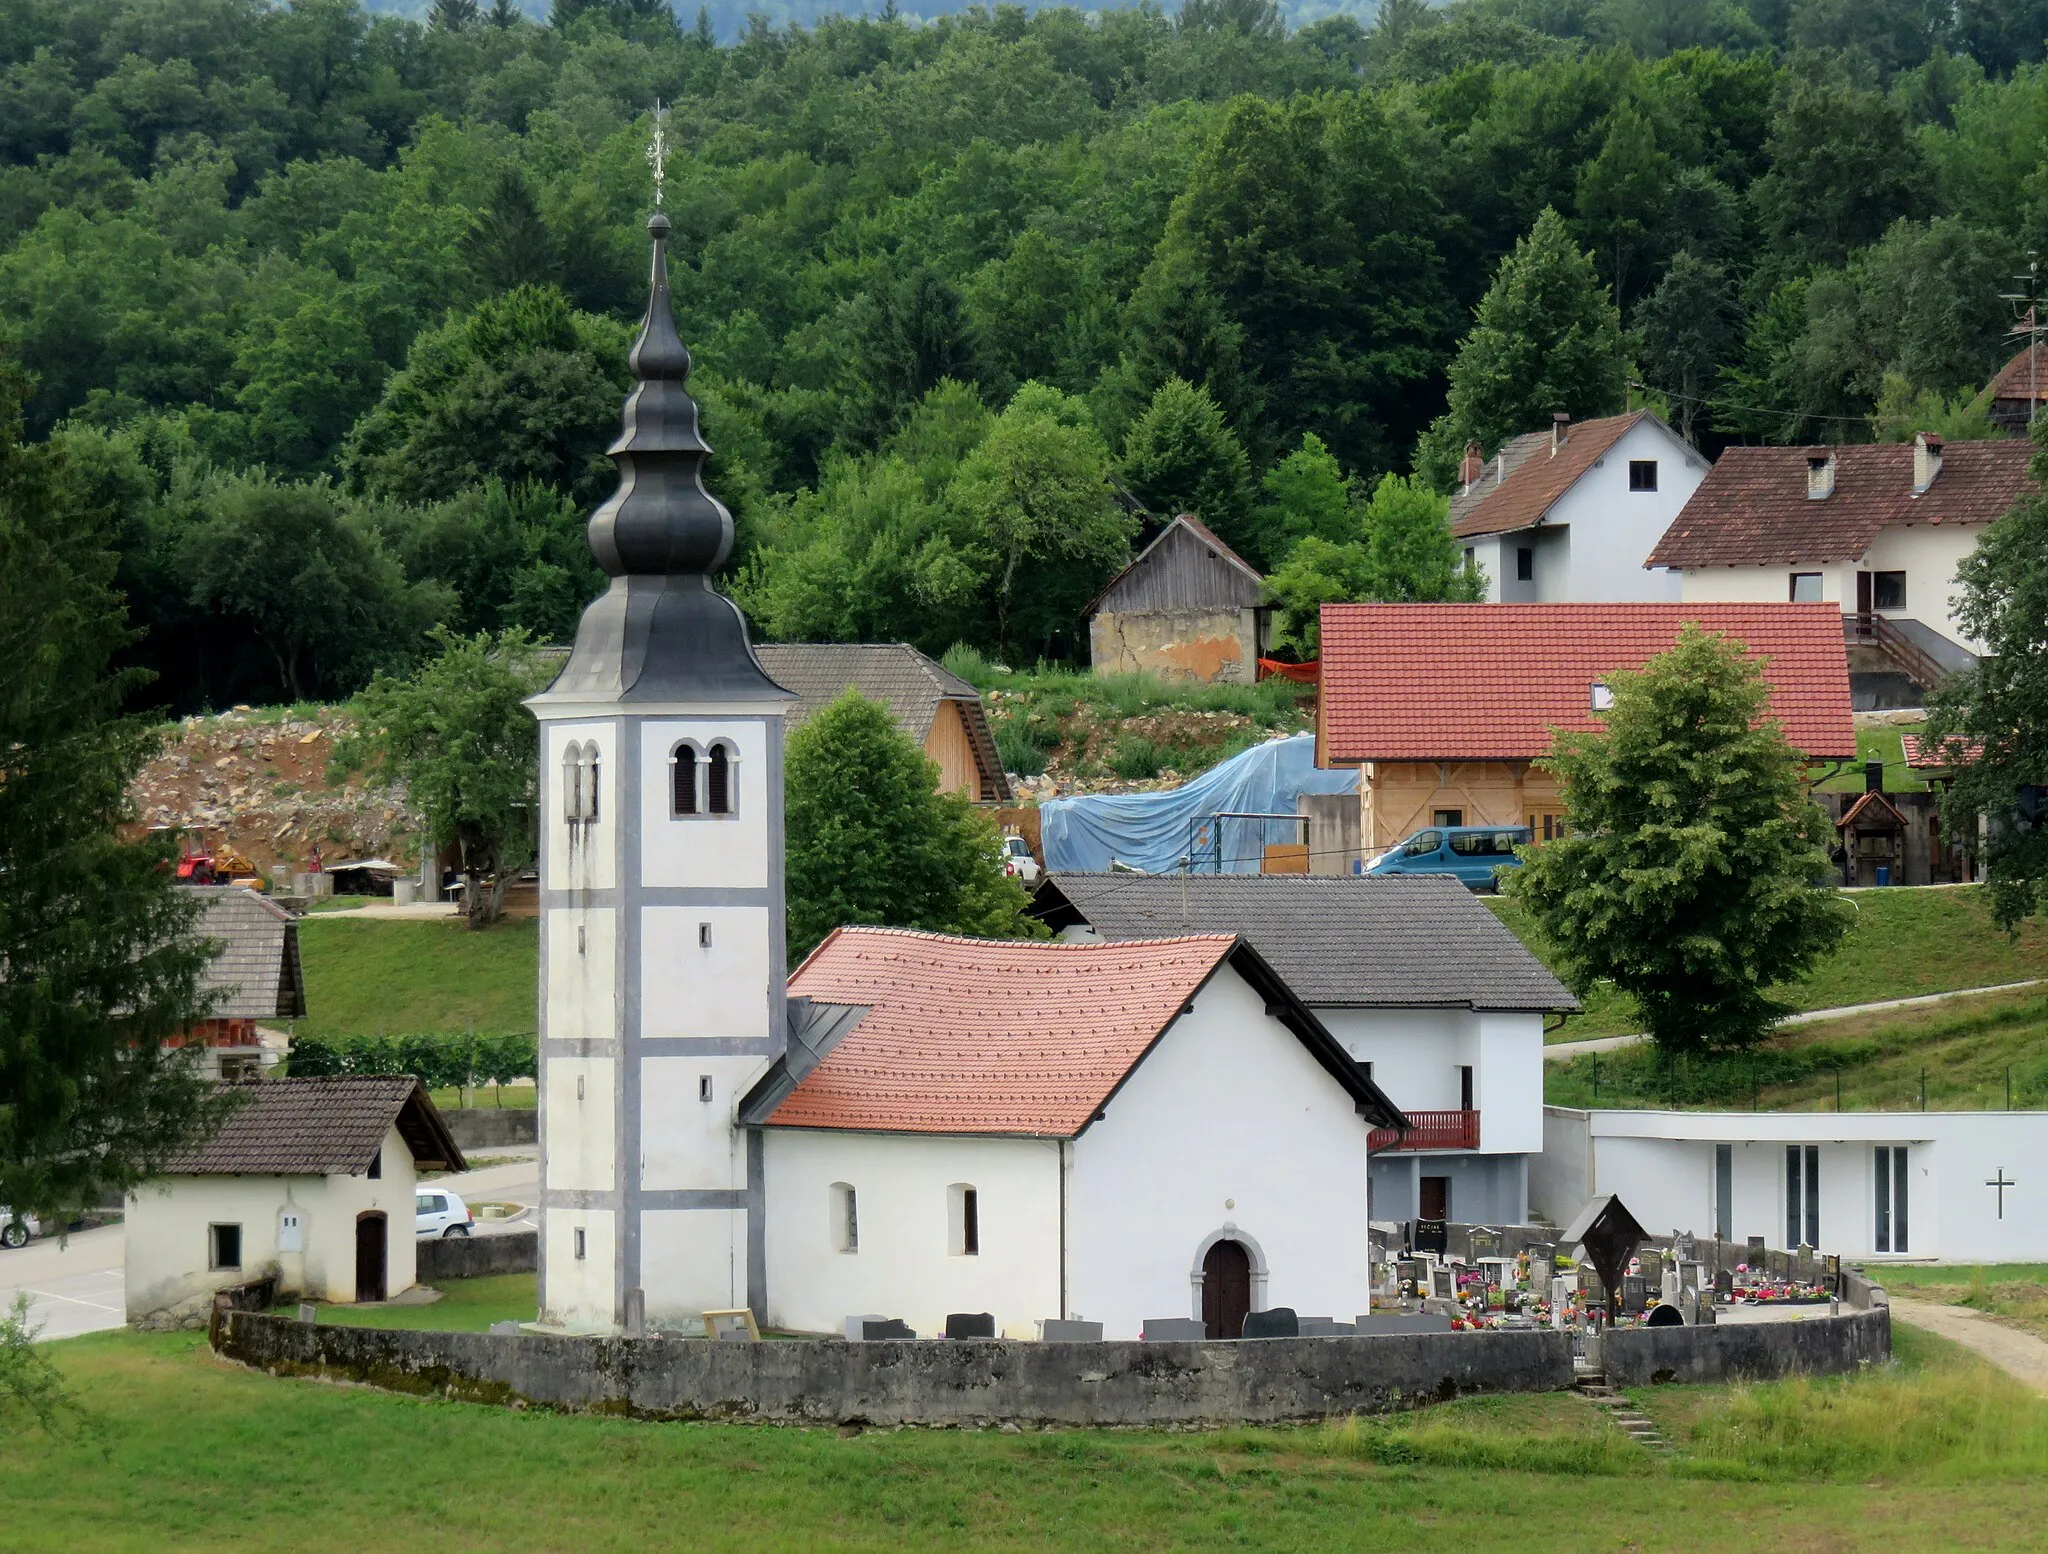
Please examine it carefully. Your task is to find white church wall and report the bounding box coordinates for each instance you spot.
[543,1208,616,1329]
[641,1206,745,1324]
[544,906,616,1041]
[638,717,771,891]
[544,1056,616,1193]
[761,1128,1062,1338]
[640,906,774,1039]
[640,1057,758,1191]
[541,720,618,892]
[1069,965,1372,1339]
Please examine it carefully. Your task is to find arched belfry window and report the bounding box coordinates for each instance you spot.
[671,742,699,816]
[583,746,600,822]
[707,742,733,815]
[563,742,600,826]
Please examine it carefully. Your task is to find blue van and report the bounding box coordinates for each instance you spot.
[1362,824,1531,891]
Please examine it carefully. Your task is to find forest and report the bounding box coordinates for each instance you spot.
[3,0,2047,710]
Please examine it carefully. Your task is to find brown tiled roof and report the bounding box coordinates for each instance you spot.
[1901,734,1981,770]
[184,886,306,1020]
[1837,790,1909,830]
[1647,442,2034,568]
[1450,413,1648,540]
[762,927,1397,1136]
[753,643,1011,802]
[161,1077,464,1175]
[1317,602,1857,761]
[1989,340,2048,403]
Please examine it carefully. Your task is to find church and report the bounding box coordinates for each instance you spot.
[527,209,1403,1340]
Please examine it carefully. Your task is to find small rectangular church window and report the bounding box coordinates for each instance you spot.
[963,1189,979,1256]
[574,1228,587,1260]
[698,1074,713,1103]
[699,922,712,949]
[832,1183,858,1253]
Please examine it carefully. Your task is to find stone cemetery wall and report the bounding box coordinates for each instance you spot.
[417,1229,537,1283]
[1599,1308,1890,1387]
[441,1109,539,1150]
[215,1314,1573,1427]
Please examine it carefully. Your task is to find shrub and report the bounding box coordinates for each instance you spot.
[1109,736,1165,779]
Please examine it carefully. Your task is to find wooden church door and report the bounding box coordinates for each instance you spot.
[1202,1240,1252,1339]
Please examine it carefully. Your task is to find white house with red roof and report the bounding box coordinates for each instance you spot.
[1316,602,1858,852]
[738,927,1400,1341]
[1451,412,1704,604]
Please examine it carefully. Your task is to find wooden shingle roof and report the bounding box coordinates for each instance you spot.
[185,886,306,1021]
[161,1077,464,1176]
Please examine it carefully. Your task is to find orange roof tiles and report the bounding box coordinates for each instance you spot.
[768,928,1240,1136]
[1901,734,1980,770]
[1646,442,2034,568]
[1451,413,1647,540]
[1317,602,1857,762]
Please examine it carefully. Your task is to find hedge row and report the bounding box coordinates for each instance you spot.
[287,1032,537,1090]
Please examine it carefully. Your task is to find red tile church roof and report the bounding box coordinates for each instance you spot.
[1317,602,1856,762]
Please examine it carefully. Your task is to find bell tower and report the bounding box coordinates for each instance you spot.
[527,190,793,1332]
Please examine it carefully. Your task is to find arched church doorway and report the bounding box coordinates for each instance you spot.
[1202,1239,1252,1339]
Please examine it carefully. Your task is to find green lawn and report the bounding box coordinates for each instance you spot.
[1871,1265,2048,1344]
[1813,720,1930,794]
[294,917,536,1040]
[314,1271,535,1331]
[1498,886,2048,1042]
[1545,985,2048,1112]
[5,1301,2045,1549]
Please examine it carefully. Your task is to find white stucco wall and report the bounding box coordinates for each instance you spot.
[640,906,773,1039]
[761,1128,1063,1338]
[638,717,771,891]
[1542,1108,2048,1262]
[1068,964,1373,1338]
[124,1126,417,1324]
[1314,1007,1542,1157]
[1474,419,1699,604]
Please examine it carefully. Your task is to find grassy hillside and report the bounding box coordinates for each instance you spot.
[294,918,536,1040]
[1496,886,2048,1042]
[1545,986,2048,1113]
[5,1316,2044,1549]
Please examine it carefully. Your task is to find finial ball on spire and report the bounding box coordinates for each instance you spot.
[648,211,671,239]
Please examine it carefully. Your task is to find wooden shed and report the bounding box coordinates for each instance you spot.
[1087,515,1269,684]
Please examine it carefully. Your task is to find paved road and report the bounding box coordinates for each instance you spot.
[1890,1296,2048,1396]
[0,1223,128,1340]
[1543,978,2045,1063]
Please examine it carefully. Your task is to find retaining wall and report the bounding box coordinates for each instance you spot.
[215,1316,1573,1427]
[417,1229,536,1283]
[442,1109,537,1150]
[1599,1308,1890,1386]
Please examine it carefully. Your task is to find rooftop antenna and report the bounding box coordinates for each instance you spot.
[1999,251,2042,426]
[647,99,669,209]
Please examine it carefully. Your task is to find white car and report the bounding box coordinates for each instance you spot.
[415,1188,474,1239]
[0,1209,40,1250]
[1001,835,1041,886]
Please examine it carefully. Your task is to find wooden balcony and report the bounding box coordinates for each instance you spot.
[1370,1109,1481,1152]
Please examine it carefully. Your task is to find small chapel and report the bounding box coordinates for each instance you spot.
[527,206,1403,1340]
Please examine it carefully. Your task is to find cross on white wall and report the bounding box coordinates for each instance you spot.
[1986,1168,2017,1219]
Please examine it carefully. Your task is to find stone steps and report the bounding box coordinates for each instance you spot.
[1574,1374,1669,1450]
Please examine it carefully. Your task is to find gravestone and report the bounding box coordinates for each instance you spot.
[1646,1302,1683,1328]
[1397,1259,1425,1298]
[1524,1244,1555,1287]
[1297,1318,1354,1336]
[844,1314,888,1340]
[1429,1266,1457,1302]
[1746,1235,1766,1259]
[1680,1261,1703,1293]
[944,1312,996,1339]
[861,1318,916,1341]
[1673,1231,1698,1263]
[1713,1269,1735,1299]
[1143,1317,1207,1341]
[1038,1319,1103,1342]
[1679,1290,1700,1326]
[1414,1219,1449,1255]
[1241,1307,1299,1339]
[1621,1276,1649,1316]
[1468,1229,1500,1261]
[297,1303,318,1324]
[1661,1268,1682,1306]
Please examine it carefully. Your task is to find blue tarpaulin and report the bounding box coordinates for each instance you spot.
[1039,734,1358,875]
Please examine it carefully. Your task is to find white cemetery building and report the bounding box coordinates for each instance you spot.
[1535,1106,2048,1263]
[1033,873,1576,1227]
[527,211,1403,1337]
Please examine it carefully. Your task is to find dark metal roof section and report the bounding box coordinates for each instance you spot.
[545,212,790,705]
[1033,872,1578,1013]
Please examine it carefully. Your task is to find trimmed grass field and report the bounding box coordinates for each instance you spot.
[1545,984,2048,1111]
[1496,885,2048,1042]
[294,917,536,1040]
[4,1298,2045,1550]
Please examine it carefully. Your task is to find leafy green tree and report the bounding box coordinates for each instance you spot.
[343,285,631,504]
[1634,250,1739,445]
[1506,625,1851,1054]
[463,166,563,296]
[783,690,1040,962]
[178,474,448,702]
[1417,209,1630,488]
[1926,454,2048,930]
[0,364,230,1262]
[337,628,550,929]
[1749,74,1930,272]
[1253,431,1352,551]
[385,479,603,643]
[1574,99,1676,307]
[1116,376,1255,557]
[1264,537,1376,656]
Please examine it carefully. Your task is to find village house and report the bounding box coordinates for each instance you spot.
[1316,602,1859,853]
[125,1076,463,1327]
[1031,872,1575,1227]
[1986,337,2048,435]
[1645,434,2034,705]
[1086,514,1270,684]
[1536,1106,2047,1263]
[1451,411,1704,603]
[738,927,1401,1341]
[169,885,306,1080]
[753,642,1011,802]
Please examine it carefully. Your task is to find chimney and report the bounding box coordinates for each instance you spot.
[1865,760,1883,795]
[1913,431,1944,494]
[1806,452,1836,501]
[1460,440,1484,492]
[1550,412,1570,455]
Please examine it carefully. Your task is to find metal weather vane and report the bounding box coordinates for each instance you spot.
[647,100,669,208]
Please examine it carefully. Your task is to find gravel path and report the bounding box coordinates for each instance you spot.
[1889,1297,2048,1396]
